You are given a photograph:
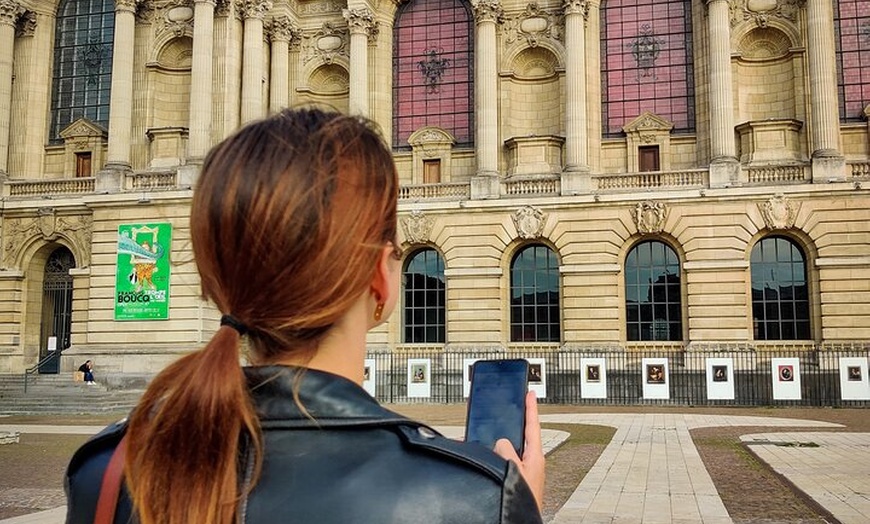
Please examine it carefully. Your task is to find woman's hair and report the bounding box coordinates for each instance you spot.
[125,108,399,524]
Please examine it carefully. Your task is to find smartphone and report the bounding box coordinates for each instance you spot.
[465,359,530,456]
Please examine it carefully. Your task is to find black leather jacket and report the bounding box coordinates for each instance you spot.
[66,366,543,524]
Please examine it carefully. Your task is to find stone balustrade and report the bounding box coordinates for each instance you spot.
[502,176,560,197]
[398,182,470,201]
[746,164,809,184]
[849,161,870,179]
[6,177,95,197]
[593,169,707,191]
[128,172,178,191]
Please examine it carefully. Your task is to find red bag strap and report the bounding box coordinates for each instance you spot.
[94,433,129,524]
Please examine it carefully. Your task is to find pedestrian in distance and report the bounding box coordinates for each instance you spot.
[77,360,95,385]
[65,108,545,524]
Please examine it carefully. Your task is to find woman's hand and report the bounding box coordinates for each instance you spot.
[494,391,545,511]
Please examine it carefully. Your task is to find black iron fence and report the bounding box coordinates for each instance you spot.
[363,343,870,407]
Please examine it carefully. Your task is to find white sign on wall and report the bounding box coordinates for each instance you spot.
[407,358,431,398]
[839,357,870,401]
[771,357,801,400]
[642,358,669,400]
[580,357,607,399]
[362,358,376,397]
[706,357,735,400]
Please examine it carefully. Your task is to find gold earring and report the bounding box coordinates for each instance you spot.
[374,302,385,322]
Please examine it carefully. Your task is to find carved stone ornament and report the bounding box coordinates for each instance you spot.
[0,0,22,26]
[241,0,272,20]
[758,193,798,230]
[268,15,300,44]
[729,0,801,28]
[472,0,503,24]
[2,212,94,269]
[298,0,342,15]
[632,200,668,235]
[15,9,35,37]
[154,0,194,38]
[342,7,378,41]
[512,206,547,239]
[562,0,589,18]
[402,210,435,245]
[503,2,563,47]
[302,22,348,65]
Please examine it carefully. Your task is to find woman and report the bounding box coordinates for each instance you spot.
[65,109,544,524]
[77,360,95,385]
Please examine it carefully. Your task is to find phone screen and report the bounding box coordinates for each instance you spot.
[465,359,529,456]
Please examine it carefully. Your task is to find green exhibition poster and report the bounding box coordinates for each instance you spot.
[114,223,172,320]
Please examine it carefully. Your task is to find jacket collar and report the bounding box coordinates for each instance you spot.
[244,365,414,429]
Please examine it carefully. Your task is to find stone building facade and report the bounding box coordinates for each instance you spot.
[0,0,868,375]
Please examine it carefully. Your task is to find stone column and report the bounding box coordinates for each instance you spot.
[343,7,376,117]
[706,0,738,188]
[240,0,272,124]
[0,0,21,176]
[472,0,502,187]
[563,0,588,171]
[105,0,138,172]
[268,15,298,113]
[188,0,216,160]
[806,0,845,181]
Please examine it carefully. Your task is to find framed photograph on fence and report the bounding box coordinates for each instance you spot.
[706,358,735,400]
[771,358,801,400]
[580,357,607,399]
[839,357,870,401]
[642,358,669,400]
[362,358,376,397]
[525,358,547,398]
[407,358,431,398]
[462,358,481,398]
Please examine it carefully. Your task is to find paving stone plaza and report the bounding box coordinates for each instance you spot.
[1,412,868,524]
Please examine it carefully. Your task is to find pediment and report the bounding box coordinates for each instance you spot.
[408,126,456,147]
[59,118,108,140]
[622,112,674,134]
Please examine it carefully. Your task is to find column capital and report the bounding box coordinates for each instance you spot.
[240,0,272,20]
[14,9,35,37]
[268,14,300,43]
[193,0,216,5]
[0,0,21,27]
[472,0,503,24]
[562,0,589,18]
[342,7,378,40]
[113,0,140,14]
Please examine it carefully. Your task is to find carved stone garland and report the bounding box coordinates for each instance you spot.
[758,193,799,230]
[2,210,94,269]
[402,210,435,245]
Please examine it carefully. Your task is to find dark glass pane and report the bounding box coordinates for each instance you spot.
[750,237,810,340]
[510,245,560,342]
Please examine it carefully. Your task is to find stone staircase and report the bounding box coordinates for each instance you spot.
[0,373,144,415]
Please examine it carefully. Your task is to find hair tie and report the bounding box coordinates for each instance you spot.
[220,314,248,336]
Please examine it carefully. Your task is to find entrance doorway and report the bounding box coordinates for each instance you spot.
[38,247,74,374]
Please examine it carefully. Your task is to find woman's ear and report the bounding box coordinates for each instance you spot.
[369,244,400,323]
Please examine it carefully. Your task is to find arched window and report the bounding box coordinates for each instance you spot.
[750,236,810,340]
[834,0,870,122]
[601,0,695,137]
[403,248,446,343]
[50,0,115,142]
[625,240,682,341]
[393,0,473,149]
[510,245,560,342]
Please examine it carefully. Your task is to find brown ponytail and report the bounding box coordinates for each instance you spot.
[122,108,398,524]
[126,326,261,524]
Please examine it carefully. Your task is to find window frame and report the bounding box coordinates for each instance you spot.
[750,235,812,341]
[509,244,561,343]
[624,239,683,342]
[402,247,447,344]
